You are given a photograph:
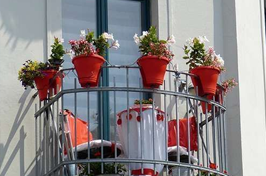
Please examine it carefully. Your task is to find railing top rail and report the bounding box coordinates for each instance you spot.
[34,86,226,118]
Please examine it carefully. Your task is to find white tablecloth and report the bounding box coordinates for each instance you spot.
[117,106,166,175]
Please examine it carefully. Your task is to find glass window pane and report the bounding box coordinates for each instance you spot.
[61,0,98,137]
[108,0,145,140]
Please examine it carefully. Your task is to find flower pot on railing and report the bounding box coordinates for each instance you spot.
[72,54,105,88]
[137,55,170,88]
[50,73,64,95]
[200,85,224,114]
[34,70,57,101]
[190,66,220,96]
[189,72,204,96]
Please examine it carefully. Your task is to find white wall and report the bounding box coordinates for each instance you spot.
[153,0,266,176]
[0,0,52,175]
[226,0,266,175]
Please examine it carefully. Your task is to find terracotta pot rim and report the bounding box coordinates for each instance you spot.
[72,54,105,64]
[137,55,171,63]
[189,66,221,73]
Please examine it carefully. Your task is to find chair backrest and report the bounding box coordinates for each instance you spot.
[63,110,93,149]
[168,116,198,151]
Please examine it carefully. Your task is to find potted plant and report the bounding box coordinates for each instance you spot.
[69,29,119,87]
[79,162,126,176]
[183,37,224,96]
[48,37,65,94]
[49,37,65,69]
[134,26,175,88]
[201,78,238,114]
[133,98,153,108]
[18,60,57,101]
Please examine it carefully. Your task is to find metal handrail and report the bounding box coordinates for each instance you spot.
[34,66,228,176]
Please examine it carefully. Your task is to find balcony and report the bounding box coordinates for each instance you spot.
[34,65,227,176]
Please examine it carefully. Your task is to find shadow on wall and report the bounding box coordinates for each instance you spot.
[0,0,59,50]
[0,90,36,176]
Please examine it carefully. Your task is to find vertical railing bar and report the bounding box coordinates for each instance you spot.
[218,107,223,172]
[126,67,130,176]
[46,100,49,174]
[139,78,144,174]
[186,75,191,175]
[61,78,65,175]
[35,104,38,176]
[212,96,217,166]
[39,101,43,176]
[56,100,60,168]
[195,98,201,176]
[100,78,104,174]
[195,87,200,167]
[219,106,224,172]
[223,110,228,172]
[164,80,168,174]
[223,92,228,172]
[176,81,180,176]
[175,77,180,176]
[52,102,55,173]
[200,113,205,168]
[87,90,91,174]
[218,92,223,172]
[205,101,210,175]
[152,91,156,175]
[114,77,118,173]
[74,78,77,174]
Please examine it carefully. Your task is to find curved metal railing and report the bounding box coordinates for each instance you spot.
[34,65,228,176]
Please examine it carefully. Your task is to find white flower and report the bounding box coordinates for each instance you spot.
[142,31,149,36]
[186,37,194,45]
[111,40,120,49]
[215,54,224,66]
[80,30,86,38]
[167,35,176,44]
[133,33,140,45]
[102,32,114,40]
[198,36,209,44]
[139,31,149,40]
[60,38,64,43]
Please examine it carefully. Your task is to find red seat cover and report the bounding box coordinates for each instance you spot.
[168,117,198,151]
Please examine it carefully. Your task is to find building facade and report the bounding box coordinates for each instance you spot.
[1,0,266,175]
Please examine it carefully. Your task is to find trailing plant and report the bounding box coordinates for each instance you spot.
[197,163,228,176]
[18,60,52,89]
[183,36,224,71]
[133,26,175,59]
[79,162,126,176]
[134,98,153,105]
[222,78,238,94]
[69,29,119,57]
[49,37,65,67]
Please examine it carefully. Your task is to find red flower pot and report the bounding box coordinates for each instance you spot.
[72,54,105,88]
[201,94,213,114]
[50,73,64,95]
[34,70,57,101]
[190,70,204,96]
[137,55,170,88]
[201,85,224,114]
[190,66,220,95]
